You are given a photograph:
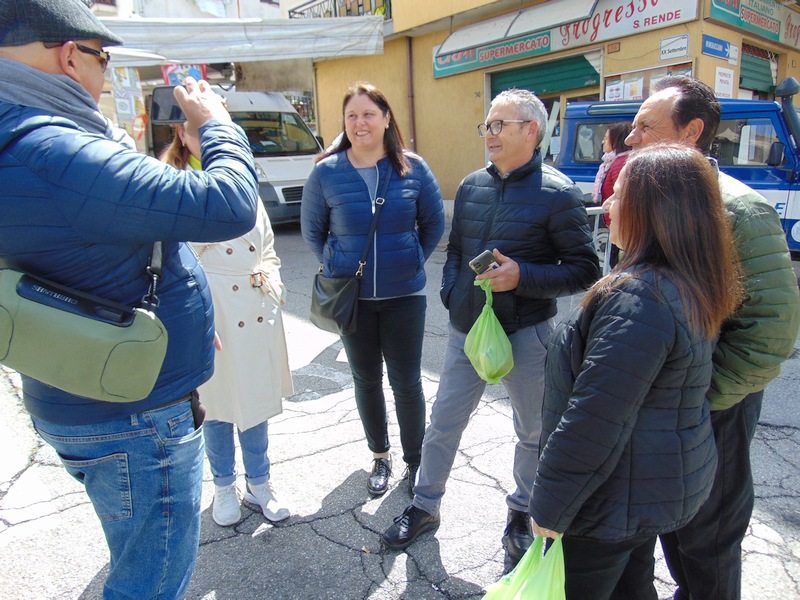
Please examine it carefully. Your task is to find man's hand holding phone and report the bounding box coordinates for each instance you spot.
[473,248,520,292]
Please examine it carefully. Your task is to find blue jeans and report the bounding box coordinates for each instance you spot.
[660,390,764,600]
[32,400,204,600]
[203,419,271,486]
[340,295,427,466]
[413,320,552,516]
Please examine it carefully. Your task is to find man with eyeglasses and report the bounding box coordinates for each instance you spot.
[383,89,600,561]
[0,0,259,598]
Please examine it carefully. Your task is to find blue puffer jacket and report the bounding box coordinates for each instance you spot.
[529,270,718,541]
[442,151,600,334]
[0,103,259,425]
[301,152,444,298]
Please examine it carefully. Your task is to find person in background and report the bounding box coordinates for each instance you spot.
[593,122,632,268]
[0,0,259,597]
[161,126,294,528]
[382,88,600,563]
[531,142,743,599]
[624,75,800,600]
[301,82,444,499]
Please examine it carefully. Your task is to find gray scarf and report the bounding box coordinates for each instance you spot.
[0,58,130,145]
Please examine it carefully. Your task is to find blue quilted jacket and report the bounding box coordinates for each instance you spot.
[301,152,444,298]
[0,102,259,425]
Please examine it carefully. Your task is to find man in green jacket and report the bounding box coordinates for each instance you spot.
[622,76,800,600]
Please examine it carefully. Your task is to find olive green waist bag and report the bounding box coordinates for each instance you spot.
[0,244,168,402]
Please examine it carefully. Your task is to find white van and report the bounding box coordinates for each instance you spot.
[149,85,323,225]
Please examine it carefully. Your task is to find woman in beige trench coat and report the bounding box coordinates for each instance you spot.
[161,124,293,527]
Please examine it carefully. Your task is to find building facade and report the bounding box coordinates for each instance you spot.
[291,0,800,199]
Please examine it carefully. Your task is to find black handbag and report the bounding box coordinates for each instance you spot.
[310,164,390,336]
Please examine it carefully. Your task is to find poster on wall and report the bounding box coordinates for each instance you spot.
[715,66,735,98]
[624,77,645,100]
[161,64,208,85]
[111,67,147,153]
[605,81,624,100]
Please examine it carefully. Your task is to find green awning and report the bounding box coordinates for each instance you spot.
[491,55,599,98]
[740,52,774,93]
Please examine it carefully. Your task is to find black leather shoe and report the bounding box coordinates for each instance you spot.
[367,457,392,496]
[382,505,440,550]
[502,508,533,565]
[404,463,419,499]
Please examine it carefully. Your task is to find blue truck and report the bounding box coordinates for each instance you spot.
[555,77,800,256]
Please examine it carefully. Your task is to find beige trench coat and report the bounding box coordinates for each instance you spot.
[190,203,293,431]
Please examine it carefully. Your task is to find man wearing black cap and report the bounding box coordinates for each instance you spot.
[0,1,260,598]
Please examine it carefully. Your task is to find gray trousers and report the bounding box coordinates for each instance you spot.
[412,319,552,516]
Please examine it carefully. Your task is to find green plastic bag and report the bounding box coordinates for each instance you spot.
[464,279,514,383]
[482,535,565,600]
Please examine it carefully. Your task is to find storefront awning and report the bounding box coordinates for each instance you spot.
[99,16,384,66]
[435,0,598,58]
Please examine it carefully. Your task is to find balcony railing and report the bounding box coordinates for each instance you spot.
[289,0,390,20]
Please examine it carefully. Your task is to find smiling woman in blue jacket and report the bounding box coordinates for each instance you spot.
[529,143,743,600]
[302,82,444,498]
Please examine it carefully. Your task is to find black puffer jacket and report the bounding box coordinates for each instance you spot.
[441,151,600,334]
[529,270,718,541]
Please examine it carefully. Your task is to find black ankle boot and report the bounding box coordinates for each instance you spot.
[367,457,392,496]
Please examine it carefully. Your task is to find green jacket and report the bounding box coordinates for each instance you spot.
[709,170,800,410]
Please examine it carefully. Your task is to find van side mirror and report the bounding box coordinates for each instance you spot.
[767,141,785,166]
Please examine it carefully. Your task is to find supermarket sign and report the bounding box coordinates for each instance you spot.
[710,0,800,48]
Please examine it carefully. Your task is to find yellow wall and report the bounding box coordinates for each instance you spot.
[392,0,507,33]
[314,39,410,149]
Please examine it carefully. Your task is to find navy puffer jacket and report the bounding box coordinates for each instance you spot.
[0,103,258,425]
[301,152,444,298]
[441,151,600,334]
[529,270,718,541]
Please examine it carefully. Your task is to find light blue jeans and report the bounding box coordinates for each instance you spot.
[413,320,552,516]
[32,399,204,600]
[203,419,270,486]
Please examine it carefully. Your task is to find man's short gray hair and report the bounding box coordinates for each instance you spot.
[491,89,548,146]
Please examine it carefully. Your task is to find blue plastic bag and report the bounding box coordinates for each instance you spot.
[482,535,565,600]
[464,279,514,383]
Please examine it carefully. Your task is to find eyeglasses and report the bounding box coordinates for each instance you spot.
[74,43,111,72]
[477,119,531,137]
[43,42,110,72]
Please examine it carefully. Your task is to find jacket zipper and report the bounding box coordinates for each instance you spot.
[371,163,379,298]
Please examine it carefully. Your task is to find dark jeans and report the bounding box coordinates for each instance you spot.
[340,295,426,466]
[660,390,764,600]
[557,535,658,600]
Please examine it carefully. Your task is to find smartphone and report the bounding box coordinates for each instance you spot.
[469,250,499,275]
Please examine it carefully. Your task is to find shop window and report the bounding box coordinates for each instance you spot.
[604,62,692,100]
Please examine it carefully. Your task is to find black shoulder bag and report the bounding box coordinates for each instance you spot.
[310,163,391,336]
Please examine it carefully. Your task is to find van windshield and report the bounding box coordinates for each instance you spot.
[232,112,320,156]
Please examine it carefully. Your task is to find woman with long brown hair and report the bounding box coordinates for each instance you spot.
[528,142,742,599]
[301,82,444,497]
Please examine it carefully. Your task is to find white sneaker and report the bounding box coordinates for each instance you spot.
[244,480,290,522]
[212,483,242,527]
